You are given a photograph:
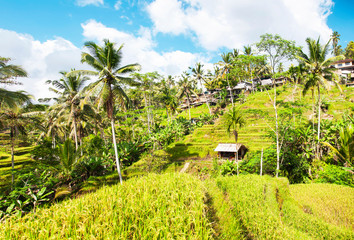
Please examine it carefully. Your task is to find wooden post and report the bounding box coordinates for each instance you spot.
[236,151,239,176]
[260,148,263,176]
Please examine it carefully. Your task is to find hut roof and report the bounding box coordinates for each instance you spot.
[214,143,245,152]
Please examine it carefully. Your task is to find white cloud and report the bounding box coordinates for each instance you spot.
[76,0,104,7]
[0,29,82,100]
[146,0,334,50]
[81,19,208,76]
[114,1,122,10]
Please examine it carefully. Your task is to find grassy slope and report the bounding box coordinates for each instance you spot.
[167,85,354,161]
[0,132,34,187]
[290,183,354,231]
[2,173,353,239]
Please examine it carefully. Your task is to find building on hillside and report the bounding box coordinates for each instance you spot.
[331,59,354,86]
[214,143,248,160]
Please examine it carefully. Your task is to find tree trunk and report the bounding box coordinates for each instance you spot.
[73,118,78,151]
[273,78,280,178]
[200,78,212,115]
[317,86,321,158]
[236,151,239,176]
[111,118,123,184]
[143,93,150,133]
[187,97,191,120]
[10,130,15,187]
[226,75,234,107]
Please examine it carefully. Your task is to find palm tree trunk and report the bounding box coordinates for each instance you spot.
[226,76,234,107]
[317,85,321,158]
[10,129,15,186]
[111,118,123,184]
[200,79,212,115]
[73,118,78,151]
[143,93,150,133]
[187,96,191,120]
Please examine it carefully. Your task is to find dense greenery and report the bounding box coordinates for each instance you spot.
[1,31,353,239]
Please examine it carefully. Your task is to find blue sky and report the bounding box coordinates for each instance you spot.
[0,0,353,99]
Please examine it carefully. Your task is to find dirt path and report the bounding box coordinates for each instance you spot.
[180,162,190,173]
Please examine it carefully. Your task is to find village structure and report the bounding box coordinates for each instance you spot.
[214,143,248,160]
[181,58,354,110]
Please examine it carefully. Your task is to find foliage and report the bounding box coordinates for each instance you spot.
[216,175,353,239]
[311,162,354,187]
[220,160,238,176]
[0,174,213,239]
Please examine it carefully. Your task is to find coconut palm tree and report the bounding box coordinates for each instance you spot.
[190,63,212,115]
[331,31,341,56]
[177,73,198,120]
[218,52,235,106]
[68,39,141,184]
[0,57,27,84]
[224,106,246,144]
[46,71,88,150]
[0,102,39,186]
[297,37,345,156]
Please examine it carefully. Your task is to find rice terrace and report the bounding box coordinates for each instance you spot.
[1,0,354,239]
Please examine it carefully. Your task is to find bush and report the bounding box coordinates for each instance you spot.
[312,163,354,187]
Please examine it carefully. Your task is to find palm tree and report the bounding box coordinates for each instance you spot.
[0,103,39,186]
[224,106,246,143]
[132,72,159,133]
[331,31,340,56]
[243,46,252,56]
[223,105,246,175]
[177,73,198,120]
[190,63,212,115]
[0,57,27,84]
[297,37,345,156]
[323,124,353,167]
[69,39,141,184]
[47,71,88,150]
[218,52,235,106]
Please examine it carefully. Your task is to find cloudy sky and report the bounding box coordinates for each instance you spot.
[0,0,353,99]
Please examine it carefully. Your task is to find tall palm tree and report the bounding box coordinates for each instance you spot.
[297,37,344,156]
[69,39,141,184]
[218,52,235,106]
[177,73,198,120]
[132,72,159,133]
[243,45,252,56]
[224,106,246,143]
[0,103,39,186]
[47,71,88,150]
[190,63,212,115]
[0,57,27,84]
[331,31,340,56]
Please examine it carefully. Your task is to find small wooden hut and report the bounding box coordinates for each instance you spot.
[214,143,248,160]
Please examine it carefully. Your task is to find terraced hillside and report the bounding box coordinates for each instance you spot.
[2,173,353,239]
[167,85,354,161]
[0,132,34,187]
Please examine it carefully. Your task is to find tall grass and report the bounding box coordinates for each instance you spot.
[290,183,354,230]
[0,173,213,239]
[215,175,354,239]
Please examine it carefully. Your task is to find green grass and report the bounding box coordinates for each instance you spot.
[2,173,353,239]
[165,85,354,161]
[290,183,354,231]
[0,173,214,240]
[215,175,354,239]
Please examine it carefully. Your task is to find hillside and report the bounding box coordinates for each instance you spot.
[167,85,354,161]
[1,173,353,239]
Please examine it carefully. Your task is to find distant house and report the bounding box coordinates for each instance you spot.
[214,143,248,160]
[331,59,354,85]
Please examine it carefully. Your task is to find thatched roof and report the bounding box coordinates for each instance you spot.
[214,143,246,152]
